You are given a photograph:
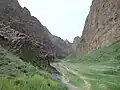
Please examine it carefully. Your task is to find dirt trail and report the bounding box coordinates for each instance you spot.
[51,62,91,90]
[51,63,78,90]
[67,84,78,90]
[64,63,91,90]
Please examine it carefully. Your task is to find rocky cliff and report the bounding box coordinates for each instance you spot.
[77,0,120,53]
[0,0,56,69]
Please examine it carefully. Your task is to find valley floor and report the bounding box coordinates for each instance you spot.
[52,61,120,90]
[51,42,120,90]
[1,40,120,90]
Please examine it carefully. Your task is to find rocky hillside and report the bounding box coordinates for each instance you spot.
[44,27,72,58]
[76,0,120,53]
[0,0,73,70]
[0,0,56,69]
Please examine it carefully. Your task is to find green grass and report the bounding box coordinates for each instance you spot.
[0,75,67,90]
[69,72,84,89]
[0,45,48,77]
[0,45,67,90]
[53,41,120,90]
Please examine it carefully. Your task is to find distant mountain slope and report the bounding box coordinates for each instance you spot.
[44,27,72,58]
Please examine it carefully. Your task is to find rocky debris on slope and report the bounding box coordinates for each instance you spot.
[76,0,120,53]
[44,27,72,58]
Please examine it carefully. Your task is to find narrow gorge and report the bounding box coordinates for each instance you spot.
[0,0,120,90]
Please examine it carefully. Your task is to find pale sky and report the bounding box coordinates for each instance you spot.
[18,0,92,42]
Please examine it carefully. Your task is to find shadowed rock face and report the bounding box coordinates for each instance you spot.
[76,0,120,53]
[0,0,56,70]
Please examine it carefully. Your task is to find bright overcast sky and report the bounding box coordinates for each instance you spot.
[18,0,92,42]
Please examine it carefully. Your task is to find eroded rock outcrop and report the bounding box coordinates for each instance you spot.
[77,0,120,53]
